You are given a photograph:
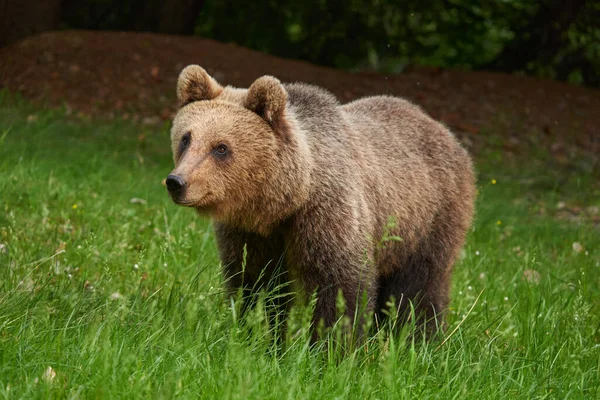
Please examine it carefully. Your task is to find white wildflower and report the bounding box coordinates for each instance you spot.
[42,366,56,383]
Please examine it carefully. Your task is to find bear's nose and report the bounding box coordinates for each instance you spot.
[166,174,186,194]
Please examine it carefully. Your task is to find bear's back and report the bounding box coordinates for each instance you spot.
[286,88,473,253]
[284,83,344,131]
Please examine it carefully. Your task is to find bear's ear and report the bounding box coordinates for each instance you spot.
[176,65,223,107]
[245,76,288,126]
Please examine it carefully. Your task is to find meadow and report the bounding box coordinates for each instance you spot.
[0,91,598,399]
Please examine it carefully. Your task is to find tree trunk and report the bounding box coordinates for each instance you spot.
[0,0,62,47]
[158,0,204,35]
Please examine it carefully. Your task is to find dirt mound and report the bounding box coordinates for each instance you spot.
[1,30,599,156]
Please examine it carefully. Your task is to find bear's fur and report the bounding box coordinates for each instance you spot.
[168,65,476,338]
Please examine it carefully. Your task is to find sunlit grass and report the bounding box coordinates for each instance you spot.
[0,91,598,399]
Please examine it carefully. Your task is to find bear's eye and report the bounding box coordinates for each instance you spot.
[178,132,191,157]
[180,132,191,148]
[214,144,228,157]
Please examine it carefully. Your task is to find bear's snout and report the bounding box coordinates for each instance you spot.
[166,174,186,198]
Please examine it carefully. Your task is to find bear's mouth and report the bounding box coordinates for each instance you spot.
[170,192,213,208]
[173,200,195,206]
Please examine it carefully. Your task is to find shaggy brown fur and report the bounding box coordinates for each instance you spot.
[167,65,476,339]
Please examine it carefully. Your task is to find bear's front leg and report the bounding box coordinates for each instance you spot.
[214,222,289,326]
[286,218,378,344]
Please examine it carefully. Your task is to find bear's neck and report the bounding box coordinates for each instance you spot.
[224,120,313,236]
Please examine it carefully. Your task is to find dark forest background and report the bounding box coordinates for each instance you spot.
[2,0,599,88]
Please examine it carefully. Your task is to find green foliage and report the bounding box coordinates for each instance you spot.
[196,0,503,70]
[195,0,600,86]
[0,94,599,398]
[56,0,599,86]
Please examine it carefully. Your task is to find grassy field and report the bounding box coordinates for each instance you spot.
[0,92,599,399]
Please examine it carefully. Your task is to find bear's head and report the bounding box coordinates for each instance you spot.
[166,65,311,234]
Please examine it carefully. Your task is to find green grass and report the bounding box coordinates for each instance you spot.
[0,91,599,399]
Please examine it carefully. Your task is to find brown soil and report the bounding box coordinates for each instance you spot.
[1,30,599,157]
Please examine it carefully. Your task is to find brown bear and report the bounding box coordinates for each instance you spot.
[166,65,475,339]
